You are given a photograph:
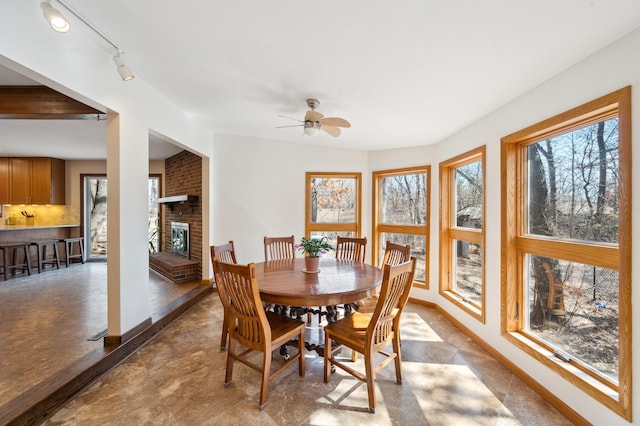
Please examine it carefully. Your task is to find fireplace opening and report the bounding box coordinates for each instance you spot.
[171,222,190,258]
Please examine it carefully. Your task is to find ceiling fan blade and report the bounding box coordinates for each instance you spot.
[320,117,351,128]
[276,124,303,128]
[321,125,341,137]
[278,114,303,123]
[305,110,324,121]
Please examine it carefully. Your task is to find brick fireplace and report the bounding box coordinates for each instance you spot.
[149,150,203,283]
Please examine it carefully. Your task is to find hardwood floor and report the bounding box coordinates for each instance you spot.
[0,261,210,425]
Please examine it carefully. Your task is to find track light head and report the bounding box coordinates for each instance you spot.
[41,1,70,33]
[113,54,135,81]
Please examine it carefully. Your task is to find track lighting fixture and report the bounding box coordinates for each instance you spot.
[41,1,70,33]
[41,0,135,82]
[113,53,135,81]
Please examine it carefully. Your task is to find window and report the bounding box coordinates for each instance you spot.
[148,175,161,253]
[372,166,430,287]
[83,174,162,258]
[501,87,631,420]
[439,147,486,321]
[305,172,361,254]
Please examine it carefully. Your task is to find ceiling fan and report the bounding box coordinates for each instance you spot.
[278,99,351,137]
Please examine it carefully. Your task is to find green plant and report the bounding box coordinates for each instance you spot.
[295,236,334,258]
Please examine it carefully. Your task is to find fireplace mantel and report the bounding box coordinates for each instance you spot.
[157,195,198,204]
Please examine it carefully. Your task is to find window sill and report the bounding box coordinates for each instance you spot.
[506,331,626,419]
[440,290,484,323]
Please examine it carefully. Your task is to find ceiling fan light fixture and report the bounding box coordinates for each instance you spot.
[113,53,135,81]
[304,121,320,136]
[41,1,70,33]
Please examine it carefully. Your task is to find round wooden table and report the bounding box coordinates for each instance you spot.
[255,257,383,356]
[255,257,383,307]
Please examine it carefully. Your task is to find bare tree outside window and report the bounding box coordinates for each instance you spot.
[376,168,429,283]
[306,173,361,253]
[440,147,485,321]
[502,88,631,418]
[525,117,620,381]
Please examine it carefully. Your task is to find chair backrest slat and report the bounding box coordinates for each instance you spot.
[380,241,411,268]
[368,258,416,347]
[264,235,295,261]
[335,236,367,262]
[211,240,237,264]
[212,259,270,349]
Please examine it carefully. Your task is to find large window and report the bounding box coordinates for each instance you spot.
[372,166,430,287]
[439,147,485,321]
[305,172,361,255]
[501,87,631,420]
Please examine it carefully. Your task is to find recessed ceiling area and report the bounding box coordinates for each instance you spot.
[2,1,640,155]
[0,66,183,160]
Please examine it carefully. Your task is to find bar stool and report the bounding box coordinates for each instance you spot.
[0,242,32,280]
[31,240,61,273]
[60,237,85,266]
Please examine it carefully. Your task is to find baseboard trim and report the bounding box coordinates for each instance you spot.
[103,318,152,347]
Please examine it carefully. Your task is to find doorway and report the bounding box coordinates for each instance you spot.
[84,176,107,260]
[83,175,161,260]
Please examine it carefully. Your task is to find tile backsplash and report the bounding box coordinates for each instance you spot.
[1,205,79,226]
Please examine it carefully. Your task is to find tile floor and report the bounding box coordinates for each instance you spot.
[41,293,574,425]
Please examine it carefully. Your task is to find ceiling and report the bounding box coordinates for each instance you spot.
[2,1,640,159]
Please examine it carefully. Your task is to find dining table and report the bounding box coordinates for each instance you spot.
[255,257,383,355]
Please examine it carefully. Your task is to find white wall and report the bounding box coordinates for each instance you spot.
[0,2,213,335]
[211,134,369,266]
[3,1,639,422]
[368,28,640,426]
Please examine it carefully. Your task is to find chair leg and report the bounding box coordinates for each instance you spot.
[259,349,272,409]
[393,334,402,384]
[220,310,228,350]
[324,332,332,382]
[225,338,235,385]
[298,328,306,376]
[364,349,376,413]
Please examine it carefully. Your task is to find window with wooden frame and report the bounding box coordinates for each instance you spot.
[501,87,631,420]
[372,166,430,287]
[305,172,362,254]
[439,146,486,322]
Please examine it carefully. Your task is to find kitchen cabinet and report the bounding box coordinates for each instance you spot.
[0,158,8,204]
[6,157,65,205]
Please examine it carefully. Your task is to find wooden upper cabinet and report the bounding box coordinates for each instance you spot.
[7,157,65,205]
[0,158,9,204]
[9,158,31,204]
[31,158,65,204]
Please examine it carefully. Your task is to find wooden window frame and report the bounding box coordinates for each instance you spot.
[372,165,430,288]
[501,87,631,420]
[439,146,486,322]
[305,171,362,238]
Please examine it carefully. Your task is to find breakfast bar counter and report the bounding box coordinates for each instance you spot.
[0,224,80,244]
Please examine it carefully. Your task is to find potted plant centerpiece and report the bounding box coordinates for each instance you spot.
[296,236,334,273]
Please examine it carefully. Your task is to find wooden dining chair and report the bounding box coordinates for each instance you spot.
[212,259,306,409]
[264,235,296,317]
[210,241,238,350]
[264,235,295,261]
[355,242,411,313]
[335,236,367,262]
[324,257,416,413]
[333,236,368,316]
